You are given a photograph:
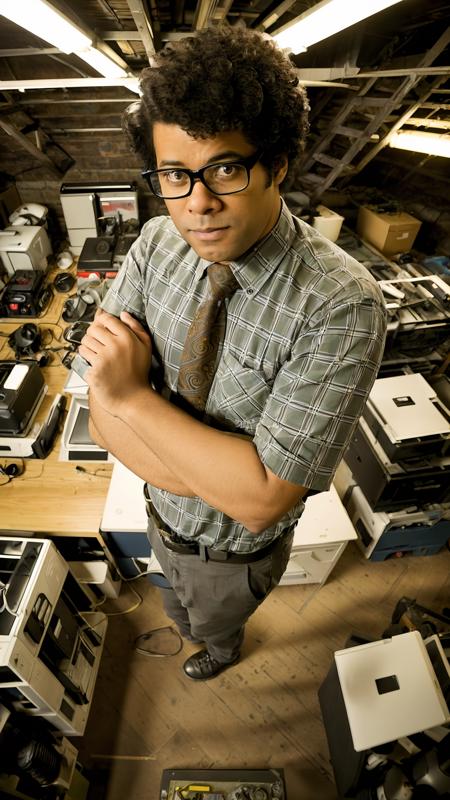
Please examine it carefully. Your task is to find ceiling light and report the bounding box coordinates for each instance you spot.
[273,0,405,55]
[0,0,91,53]
[76,46,128,79]
[389,130,450,158]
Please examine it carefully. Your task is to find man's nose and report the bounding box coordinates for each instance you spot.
[186,178,223,214]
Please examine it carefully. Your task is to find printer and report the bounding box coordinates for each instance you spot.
[0,537,107,736]
[0,361,66,458]
[0,226,52,276]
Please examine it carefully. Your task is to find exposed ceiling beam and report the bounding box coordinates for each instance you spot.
[355,66,450,77]
[295,67,360,80]
[355,75,449,172]
[125,0,156,59]
[0,117,64,175]
[213,0,234,23]
[0,78,139,91]
[406,117,450,129]
[0,48,60,57]
[193,0,218,31]
[256,0,298,31]
[102,31,143,40]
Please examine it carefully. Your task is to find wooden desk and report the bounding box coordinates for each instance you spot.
[0,268,113,541]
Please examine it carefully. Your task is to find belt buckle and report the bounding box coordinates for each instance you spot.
[205,546,228,563]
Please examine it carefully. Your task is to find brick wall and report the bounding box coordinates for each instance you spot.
[0,88,165,248]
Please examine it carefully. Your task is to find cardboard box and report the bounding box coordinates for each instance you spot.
[357,206,422,255]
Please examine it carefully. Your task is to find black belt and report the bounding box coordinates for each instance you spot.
[158,530,279,563]
[144,485,280,564]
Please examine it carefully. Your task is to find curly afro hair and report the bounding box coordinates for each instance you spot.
[123,24,309,178]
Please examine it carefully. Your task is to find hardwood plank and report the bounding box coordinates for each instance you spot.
[79,545,450,800]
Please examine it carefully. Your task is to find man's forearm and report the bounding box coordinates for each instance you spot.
[118,386,304,533]
[89,393,195,496]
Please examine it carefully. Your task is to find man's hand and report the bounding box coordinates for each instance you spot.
[79,308,152,416]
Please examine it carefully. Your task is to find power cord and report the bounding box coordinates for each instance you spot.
[0,582,18,616]
[0,462,24,485]
[75,465,111,478]
[134,626,183,657]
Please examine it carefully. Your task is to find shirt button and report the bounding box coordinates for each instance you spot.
[246,288,254,296]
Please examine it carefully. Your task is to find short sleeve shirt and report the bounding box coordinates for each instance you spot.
[101,200,387,553]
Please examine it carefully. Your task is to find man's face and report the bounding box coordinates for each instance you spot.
[152,123,287,262]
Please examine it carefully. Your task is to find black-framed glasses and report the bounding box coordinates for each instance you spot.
[142,151,262,199]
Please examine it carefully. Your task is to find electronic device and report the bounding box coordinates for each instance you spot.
[60,182,138,254]
[113,232,138,265]
[345,483,450,561]
[78,236,115,272]
[63,321,90,347]
[0,391,66,458]
[0,226,52,276]
[1,270,53,317]
[9,203,48,227]
[334,631,450,752]
[7,323,42,357]
[61,294,96,324]
[59,371,113,462]
[53,272,75,293]
[0,705,79,795]
[364,373,450,461]
[0,537,107,736]
[159,768,286,800]
[60,394,113,462]
[0,361,45,436]
[344,418,450,511]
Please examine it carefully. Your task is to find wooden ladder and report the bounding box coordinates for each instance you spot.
[299,26,450,204]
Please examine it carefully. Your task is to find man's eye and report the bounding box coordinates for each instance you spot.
[216,164,238,178]
[163,170,188,184]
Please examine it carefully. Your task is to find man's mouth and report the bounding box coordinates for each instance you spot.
[190,227,229,241]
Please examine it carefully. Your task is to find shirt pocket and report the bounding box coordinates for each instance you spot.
[210,350,274,433]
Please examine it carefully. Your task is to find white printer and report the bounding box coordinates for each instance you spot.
[0,226,52,276]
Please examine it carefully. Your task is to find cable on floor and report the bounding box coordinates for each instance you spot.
[134,625,183,657]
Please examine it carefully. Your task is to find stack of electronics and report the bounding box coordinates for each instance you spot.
[318,598,450,799]
[338,230,450,377]
[59,367,113,462]
[341,373,450,561]
[159,768,286,799]
[0,217,53,319]
[60,182,139,277]
[0,361,66,458]
[0,537,107,737]
[0,704,80,798]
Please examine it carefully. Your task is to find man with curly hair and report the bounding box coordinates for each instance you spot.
[80,25,386,681]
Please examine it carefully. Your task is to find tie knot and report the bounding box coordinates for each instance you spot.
[207,262,239,301]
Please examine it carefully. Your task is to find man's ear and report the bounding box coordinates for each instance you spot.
[273,155,288,186]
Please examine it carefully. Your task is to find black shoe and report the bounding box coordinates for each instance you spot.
[182,649,240,681]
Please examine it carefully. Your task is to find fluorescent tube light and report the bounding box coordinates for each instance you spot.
[389,130,450,158]
[273,0,405,54]
[76,46,128,79]
[0,0,91,53]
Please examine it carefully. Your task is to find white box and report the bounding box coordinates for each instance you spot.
[0,226,52,275]
[280,484,357,585]
[312,205,344,242]
[335,631,450,751]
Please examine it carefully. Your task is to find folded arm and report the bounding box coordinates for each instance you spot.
[88,393,195,496]
[80,310,306,533]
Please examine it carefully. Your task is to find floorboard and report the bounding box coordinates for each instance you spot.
[77,541,450,800]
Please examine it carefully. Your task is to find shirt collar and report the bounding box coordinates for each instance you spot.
[194,198,296,291]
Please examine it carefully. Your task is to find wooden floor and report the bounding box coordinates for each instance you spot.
[77,542,450,800]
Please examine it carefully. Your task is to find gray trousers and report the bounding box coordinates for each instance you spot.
[148,524,294,663]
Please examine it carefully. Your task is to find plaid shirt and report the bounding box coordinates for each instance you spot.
[102,200,386,552]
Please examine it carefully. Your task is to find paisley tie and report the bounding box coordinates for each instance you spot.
[177,262,239,412]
